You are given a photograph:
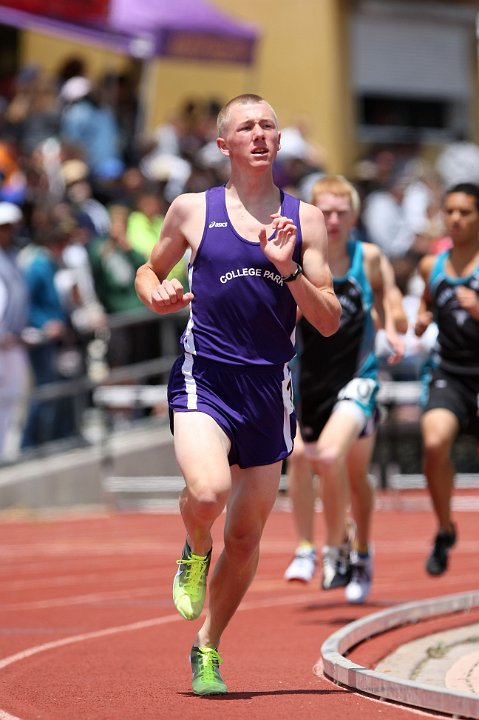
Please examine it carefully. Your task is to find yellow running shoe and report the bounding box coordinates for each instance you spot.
[190,645,228,695]
[173,542,211,620]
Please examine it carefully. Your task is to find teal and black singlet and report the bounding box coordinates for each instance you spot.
[428,249,479,376]
[298,240,377,441]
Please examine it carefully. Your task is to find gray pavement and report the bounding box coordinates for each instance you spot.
[376,623,479,696]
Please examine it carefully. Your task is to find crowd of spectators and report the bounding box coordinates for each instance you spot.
[0,56,477,463]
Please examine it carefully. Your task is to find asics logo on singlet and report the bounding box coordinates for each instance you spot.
[209,221,228,228]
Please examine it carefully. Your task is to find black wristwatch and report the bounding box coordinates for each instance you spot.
[281,262,303,283]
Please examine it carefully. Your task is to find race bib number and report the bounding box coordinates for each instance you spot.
[337,377,377,407]
[282,373,294,414]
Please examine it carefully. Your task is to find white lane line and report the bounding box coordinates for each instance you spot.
[0,592,311,672]
[0,586,162,611]
[0,613,183,671]
[0,589,437,720]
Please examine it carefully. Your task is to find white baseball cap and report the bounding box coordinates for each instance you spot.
[0,202,22,225]
[60,76,92,103]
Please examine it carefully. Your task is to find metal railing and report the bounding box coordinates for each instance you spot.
[1,308,184,466]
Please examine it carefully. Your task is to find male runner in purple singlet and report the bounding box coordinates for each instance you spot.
[135,94,341,695]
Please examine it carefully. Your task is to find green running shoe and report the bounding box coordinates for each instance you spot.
[190,645,228,695]
[173,541,211,620]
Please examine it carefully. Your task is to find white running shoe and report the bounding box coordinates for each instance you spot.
[345,550,373,604]
[321,542,351,590]
[284,546,317,582]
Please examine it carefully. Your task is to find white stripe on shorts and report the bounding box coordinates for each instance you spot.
[282,363,293,453]
[181,352,198,410]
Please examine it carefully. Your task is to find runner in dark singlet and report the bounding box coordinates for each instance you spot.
[284,175,404,604]
[415,182,479,577]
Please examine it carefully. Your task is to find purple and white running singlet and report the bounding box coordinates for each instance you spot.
[168,185,302,467]
[181,185,302,365]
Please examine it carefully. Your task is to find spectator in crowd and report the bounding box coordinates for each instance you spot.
[87,203,157,424]
[0,140,27,204]
[59,75,124,183]
[19,205,77,449]
[362,170,416,260]
[376,256,438,382]
[0,202,30,462]
[56,56,88,92]
[401,159,445,255]
[127,188,165,260]
[88,203,151,367]
[274,115,327,198]
[435,138,479,189]
[61,159,110,237]
[3,65,41,145]
[96,71,139,167]
[13,72,61,156]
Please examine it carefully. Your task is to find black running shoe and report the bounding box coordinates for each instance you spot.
[321,543,351,590]
[426,525,457,576]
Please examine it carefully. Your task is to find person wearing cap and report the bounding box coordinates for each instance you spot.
[59,76,124,182]
[18,205,74,449]
[0,202,30,461]
[61,159,110,238]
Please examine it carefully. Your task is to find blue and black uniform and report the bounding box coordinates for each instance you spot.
[421,250,479,437]
[298,239,379,443]
[168,185,301,468]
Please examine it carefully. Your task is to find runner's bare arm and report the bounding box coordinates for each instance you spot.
[135,194,201,314]
[365,245,404,363]
[414,255,435,336]
[380,254,408,334]
[259,203,340,336]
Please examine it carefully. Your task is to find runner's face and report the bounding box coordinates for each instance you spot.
[217,101,280,167]
[443,192,479,245]
[314,193,356,245]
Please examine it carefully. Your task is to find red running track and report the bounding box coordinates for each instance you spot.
[1,489,478,720]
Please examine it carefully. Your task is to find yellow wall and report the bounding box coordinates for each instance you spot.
[21,30,128,80]
[213,0,355,173]
[138,60,254,132]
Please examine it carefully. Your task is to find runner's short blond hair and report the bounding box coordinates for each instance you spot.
[311,175,361,215]
[217,94,278,137]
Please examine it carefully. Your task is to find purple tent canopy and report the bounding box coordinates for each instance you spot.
[0,0,259,64]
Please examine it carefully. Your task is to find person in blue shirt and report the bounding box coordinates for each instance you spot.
[19,208,74,448]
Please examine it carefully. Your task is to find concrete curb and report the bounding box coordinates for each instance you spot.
[320,590,479,718]
[0,422,180,510]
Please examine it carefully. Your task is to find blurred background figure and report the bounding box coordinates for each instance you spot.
[19,205,77,449]
[0,202,30,462]
[274,115,327,201]
[88,203,148,365]
[435,139,479,189]
[87,203,156,426]
[59,75,124,184]
[362,170,416,260]
[127,187,165,261]
[61,158,110,237]
[0,140,27,204]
